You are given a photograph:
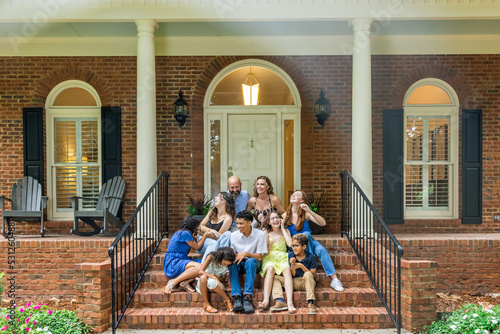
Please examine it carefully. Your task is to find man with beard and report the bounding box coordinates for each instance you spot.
[227,175,251,231]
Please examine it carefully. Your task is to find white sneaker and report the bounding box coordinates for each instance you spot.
[331,278,344,292]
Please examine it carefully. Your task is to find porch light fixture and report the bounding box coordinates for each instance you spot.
[242,67,260,106]
[174,90,188,127]
[314,90,330,128]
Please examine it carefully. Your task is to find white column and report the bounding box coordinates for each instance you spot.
[351,18,373,202]
[135,19,158,204]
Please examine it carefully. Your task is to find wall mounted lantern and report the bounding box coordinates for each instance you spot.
[314,90,330,128]
[174,90,188,127]
[242,67,260,106]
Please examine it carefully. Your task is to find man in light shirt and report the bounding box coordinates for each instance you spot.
[228,210,267,314]
[227,176,250,230]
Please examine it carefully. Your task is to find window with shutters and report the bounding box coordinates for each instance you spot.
[404,79,459,219]
[46,81,102,219]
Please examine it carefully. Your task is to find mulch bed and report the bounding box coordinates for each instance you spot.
[1,297,77,311]
[436,292,500,313]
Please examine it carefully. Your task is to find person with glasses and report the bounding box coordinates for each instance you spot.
[227,176,251,231]
[270,233,318,314]
[257,211,296,313]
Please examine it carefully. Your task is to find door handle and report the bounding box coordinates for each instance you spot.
[228,166,233,178]
[250,138,254,148]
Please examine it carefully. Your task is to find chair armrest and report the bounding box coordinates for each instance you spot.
[71,196,99,201]
[104,196,126,209]
[41,196,48,210]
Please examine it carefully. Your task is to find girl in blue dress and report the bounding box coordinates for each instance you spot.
[283,190,344,292]
[163,216,212,294]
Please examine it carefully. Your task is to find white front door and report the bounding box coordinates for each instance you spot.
[227,114,278,194]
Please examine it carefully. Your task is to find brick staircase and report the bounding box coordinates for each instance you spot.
[118,235,396,330]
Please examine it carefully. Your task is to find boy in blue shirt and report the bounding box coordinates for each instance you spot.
[269,233,318,314]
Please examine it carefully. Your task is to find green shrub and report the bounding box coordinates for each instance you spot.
[0,302,92,334]
[0,273,5,296]
[416,302,500,334]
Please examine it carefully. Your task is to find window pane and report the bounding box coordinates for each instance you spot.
[428,164,449,208]
[82,165,100,209]
[428,118,449,162]
[407,85,452,104]
[55,120,77,163]
[56,166,77,209]
[81,120,99,163]
[210,120,221,197]
[406,118,423,162]
[405,164,423,207]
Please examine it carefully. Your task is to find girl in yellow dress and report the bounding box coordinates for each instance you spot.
[258,211,296,313]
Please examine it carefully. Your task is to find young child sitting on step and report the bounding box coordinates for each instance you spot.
[270,233,319,314]
[196,247,236,313]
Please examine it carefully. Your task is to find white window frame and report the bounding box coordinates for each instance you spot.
[46,80,102,220]
[403,79,459,219]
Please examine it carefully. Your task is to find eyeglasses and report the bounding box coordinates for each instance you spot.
[270,216,281,221]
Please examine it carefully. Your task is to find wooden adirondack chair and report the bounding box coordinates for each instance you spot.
[70,176,126,237]
[1,176,48,237]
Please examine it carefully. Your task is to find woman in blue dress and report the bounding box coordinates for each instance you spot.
[163,216,212,294]
[283,190,344,292]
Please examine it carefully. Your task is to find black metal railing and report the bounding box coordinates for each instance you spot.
[108,172,169,334]
[340,170,404,334]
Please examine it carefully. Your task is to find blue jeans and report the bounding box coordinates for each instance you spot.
[302,231,336,277]
[228,257,261,297]
[196,231,232,262]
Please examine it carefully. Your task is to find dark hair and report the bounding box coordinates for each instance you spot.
[261,211,281,232]
[252,176,275,197]
[292,233,309,246]
[208,192,236,222]
[209,247,236,264]
[235,210,253,223]
[179,216,201,237]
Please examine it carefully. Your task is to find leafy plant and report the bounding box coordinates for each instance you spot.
[187,195,211,216]
[415,302,500,334]
[0,273,5,296]
[307,191,325,214]
[0,302,92,334]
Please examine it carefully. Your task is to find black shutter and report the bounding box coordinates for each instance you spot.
[383,109,404,224]
[23,107,44,189]
[101,107,122,184]
[462,109,482,224]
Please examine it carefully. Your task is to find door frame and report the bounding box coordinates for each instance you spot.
[203,59,301,200]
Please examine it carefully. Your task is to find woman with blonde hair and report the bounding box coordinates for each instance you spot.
[283,190,344,292]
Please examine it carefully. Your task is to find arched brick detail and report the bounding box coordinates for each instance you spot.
[191,56,314,196]
[391,64,474,108]
[32,66,112,106]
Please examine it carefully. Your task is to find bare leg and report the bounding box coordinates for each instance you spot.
[283,268,296,313]
[169,262,200,287]
[260,266,275,308]
[212,284,231,304]
[199,275,211,307]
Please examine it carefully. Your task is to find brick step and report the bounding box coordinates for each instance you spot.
[149,252,361,271]
[141,269,371,289]
[119,306,395,330]
[131,286,383,309]
[157,234,352,253]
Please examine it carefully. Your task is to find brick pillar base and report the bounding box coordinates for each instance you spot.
[401,259,438,332]
[74,260,112,333]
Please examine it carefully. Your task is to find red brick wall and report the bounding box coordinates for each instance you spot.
[1,55,500,235]
[0,236,111,298]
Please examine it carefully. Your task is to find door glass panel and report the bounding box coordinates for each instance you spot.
[210,120,221,198]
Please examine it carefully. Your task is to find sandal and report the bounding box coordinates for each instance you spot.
[203,304,218,313]
[179,281,195,293]
[163,280,175,294]
[257,301,269,310]
[224,299,234,312]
